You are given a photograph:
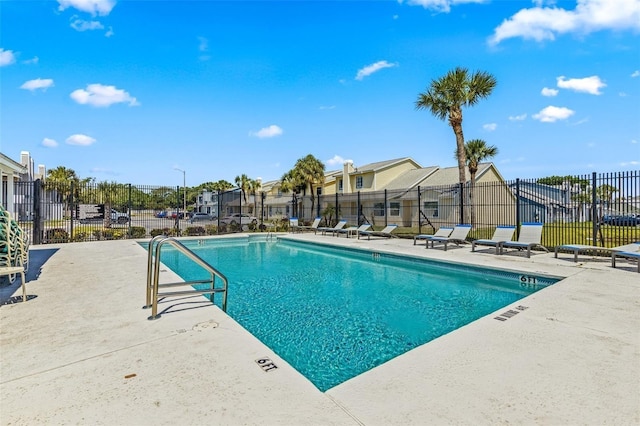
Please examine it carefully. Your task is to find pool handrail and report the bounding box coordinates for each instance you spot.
[144,235,228,320]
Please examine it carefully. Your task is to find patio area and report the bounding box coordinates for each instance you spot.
[1,234,639,425]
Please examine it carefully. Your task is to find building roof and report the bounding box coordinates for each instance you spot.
[420,163,494,186]
[384,167,440,190]
[354,157,421,174]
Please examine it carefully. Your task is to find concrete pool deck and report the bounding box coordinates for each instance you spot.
[1,234,638,425]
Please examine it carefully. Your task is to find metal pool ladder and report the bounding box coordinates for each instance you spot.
[144,235,228,320]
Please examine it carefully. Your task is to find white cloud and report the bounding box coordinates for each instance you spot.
[326,155,353,167]
[355,60,398,81]
[198,36,208,52]
[621,160,639,167]
[508,113,527,121]
[42,138,58,148]
[631,70,640,77]
[557,75,606,95]
[489,0,640,45]
[105,26,114,37]
[23,56,39,65]
[66,134,96,146]
[70,18,104,31]
[0,49,16,67]
[57,0,116,16]
[399,0,486,13]
[632,139,638,144]
[483,123,497,131]
[319,105,336,110]
[20,78,54,91]
[70,83,139,107]
[533,105,575,122]
[249,125,283,138]
[541,87,558,96]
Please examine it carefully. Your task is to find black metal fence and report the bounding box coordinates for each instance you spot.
[9,170,640,249]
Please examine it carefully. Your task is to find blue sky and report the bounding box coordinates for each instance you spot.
[1,0,639,187]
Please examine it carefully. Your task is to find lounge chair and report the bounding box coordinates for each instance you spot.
[358,224,398,240]
[413,227,453,246]
[611,247,640,273]
[499,222,548,258]
[317,220,347,236]
[554,242,640,263]
[335,223,371,238]
[296,217,321,233]
[288,217,299,233]
[426,224,472,251]
[471,225,516,254]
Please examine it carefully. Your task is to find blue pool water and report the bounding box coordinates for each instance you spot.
[152,237,557,391]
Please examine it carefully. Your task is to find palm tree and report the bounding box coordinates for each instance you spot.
[416,67,497,185]
[235,174,251,203]
[291,154,325,217]
[45,166,79,217]
[458,139,498,226]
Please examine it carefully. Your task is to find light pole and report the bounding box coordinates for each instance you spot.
[174,167,186,218]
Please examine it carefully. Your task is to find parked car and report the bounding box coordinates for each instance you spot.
[220,213,258,226]
[601,214,640,226]
[170,211,188,220]
[155,211,168,218]
[79,209,129,224]
[189,212,213,223]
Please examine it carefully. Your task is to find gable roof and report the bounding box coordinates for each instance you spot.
[385,167,440,190]
[421,163,495,186]
[354,157,421,174]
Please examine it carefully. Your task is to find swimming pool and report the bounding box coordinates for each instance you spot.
[152,236,558,391]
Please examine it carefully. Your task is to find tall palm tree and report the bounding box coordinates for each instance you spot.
[235,174,251,203]
[458,139,498,226]
[292,154,325,216]
[416,67,497,185]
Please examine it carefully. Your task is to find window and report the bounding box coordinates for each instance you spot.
[424,201,438,217]
[373,203,385,216]
[356,176,363,189]
[338,179,343,191]
[389,202,400,216]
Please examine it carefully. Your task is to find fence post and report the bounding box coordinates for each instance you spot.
[458,183,464,225]
[335,192,338,224]
[384,189,388,227]
[515,178,521,239]
[417,186,421,233]
[70,181,74,241]
[591,172,598,245]
[357,191,361,225]
[127,183,132,237]
[33,179,42,245]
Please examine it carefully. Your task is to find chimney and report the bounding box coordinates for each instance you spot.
[342,160,354,193]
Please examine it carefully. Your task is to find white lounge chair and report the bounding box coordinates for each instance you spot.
[413,227,453,246]
[297,217,321,233]
[358,224,398,240]
[499,222,548,258]
[288,217,299,233]
[335,223,371,238]
[554,241,640,263]
[471,225,516,254]
[317,220,347,236]
[426,224,472,251]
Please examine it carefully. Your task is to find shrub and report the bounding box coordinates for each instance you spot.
[130,226,147,238]
[205,225,218,235]
[71,232,87,242]
[45,228,69,243]
[185,226,206,236]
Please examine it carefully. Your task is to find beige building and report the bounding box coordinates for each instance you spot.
[259,157,515,230]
